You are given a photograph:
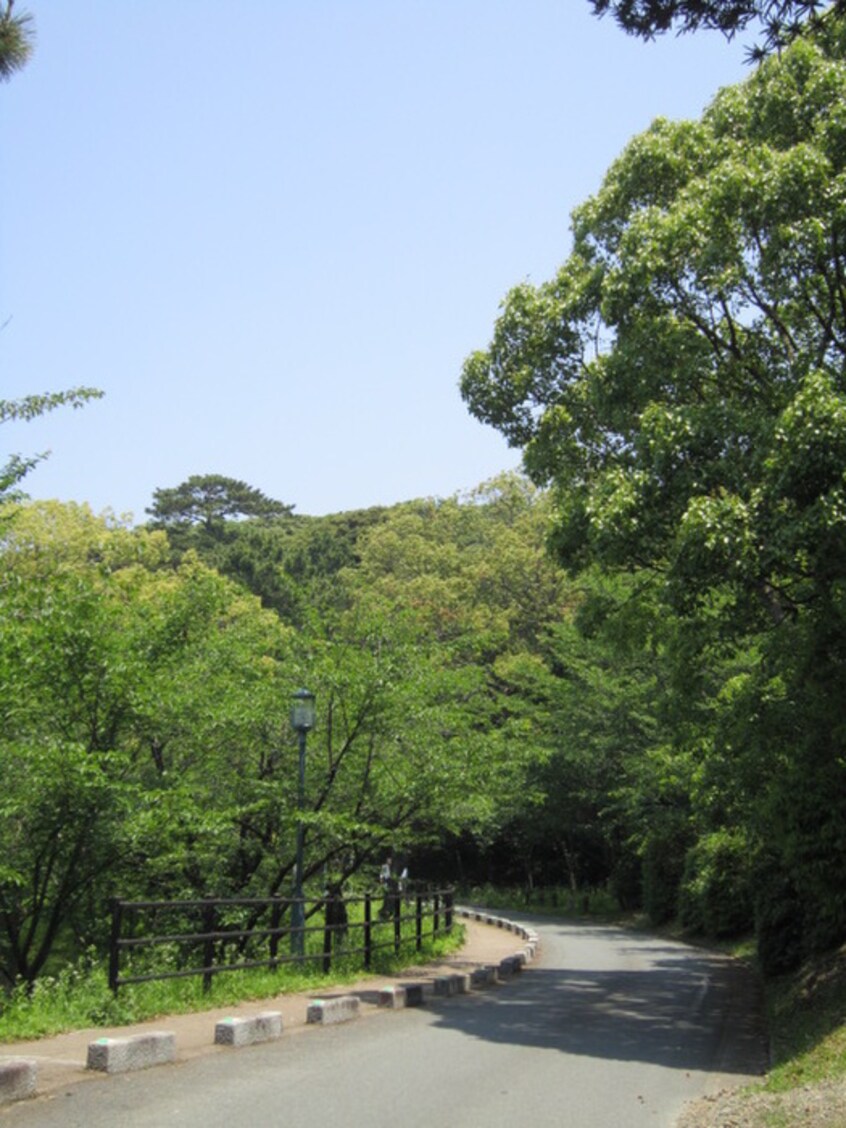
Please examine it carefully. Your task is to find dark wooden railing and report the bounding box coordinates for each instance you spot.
[108,885,454,995]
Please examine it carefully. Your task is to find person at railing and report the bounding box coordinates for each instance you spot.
[378,856,400,921]
[324,881,348,948]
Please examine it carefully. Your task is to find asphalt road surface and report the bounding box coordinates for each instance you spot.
[2,919,767,1127]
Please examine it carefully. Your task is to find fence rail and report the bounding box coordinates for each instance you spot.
[108,885,454,995]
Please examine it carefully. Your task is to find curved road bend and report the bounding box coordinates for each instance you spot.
[3,919,768,1128]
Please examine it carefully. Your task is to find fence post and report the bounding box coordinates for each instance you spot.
[364,892,372,971]
[322,898,332,974]
[108,898,123,995]
[202,899,216,994]
[415,893,423,951]
[269,896,282,970]
[393,889,401,955]
[445,888,453,933]
[433,893,440,938]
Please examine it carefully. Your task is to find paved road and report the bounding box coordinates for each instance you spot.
[2,920,767,1127]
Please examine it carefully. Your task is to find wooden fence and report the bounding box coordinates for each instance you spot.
[108,885,454,994]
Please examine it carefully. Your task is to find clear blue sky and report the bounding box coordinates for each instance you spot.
[2,1,754,521]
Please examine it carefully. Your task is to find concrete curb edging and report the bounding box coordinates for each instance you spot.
[86,1031,176,1074]
[306,995,360,1025]
[377,985,407,1008]
[0,1058,37,1104]
[434,972,470,996]
[3,907,539,1105]
[470,965,498,987]
[454,906,539,982]
[214,1011,283,1047]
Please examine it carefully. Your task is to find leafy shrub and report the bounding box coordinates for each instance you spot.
[642,829,689,925]
[678,830,754,938]
[610,851,642,911]
[754,864,806,976]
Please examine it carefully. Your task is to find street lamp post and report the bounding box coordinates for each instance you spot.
[290,688,316,957]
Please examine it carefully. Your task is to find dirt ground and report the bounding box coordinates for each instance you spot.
[0,919,524,1103]
[677,1078,846,1127]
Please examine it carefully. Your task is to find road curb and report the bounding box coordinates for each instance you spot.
[2,910,536,1106]
[214,1011,283,1047]
[86,1031,176,1074]
[306,995,361,1025]
[0,1058,37,1104]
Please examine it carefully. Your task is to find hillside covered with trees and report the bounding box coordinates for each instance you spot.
[3,4,846,1001]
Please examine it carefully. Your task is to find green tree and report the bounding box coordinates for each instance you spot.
[463,21,846,631]
[146,474,293,540]
[0,501,297,982]
[1,491,563,983]
[588,0,846,56]
[462,19,846,958]
[338,475,578,879]
[0,1,33,81]
[1,388,103,501]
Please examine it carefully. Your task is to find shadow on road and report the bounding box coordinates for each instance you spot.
[428,943,768,1076]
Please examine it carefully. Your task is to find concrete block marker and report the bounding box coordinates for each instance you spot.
[398,983,424,1006]
[307,996,360,1025]
[0,1058,36,1105]
[399,982,432,1006]
[214,1012,283,1047]
[433,973,470,997]
[470,965,497,987]
[433,975,458,997]
[498,955,524,978]
[86,1032,175,1074]
[377,985,407,1009]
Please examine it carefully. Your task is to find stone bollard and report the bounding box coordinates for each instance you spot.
[214,1012,283,1047]
[87,1032,175,1074]
[377,986,408,1009]
[307,996,360,1025]
[0,1058,36,1105]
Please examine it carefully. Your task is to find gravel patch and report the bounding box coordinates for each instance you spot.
[677,1079,846,1127]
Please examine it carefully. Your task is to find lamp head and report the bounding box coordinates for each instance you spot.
[290,688,316,732]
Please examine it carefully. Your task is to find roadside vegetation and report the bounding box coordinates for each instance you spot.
[4,11,846,1127]
[0,925,464,1043]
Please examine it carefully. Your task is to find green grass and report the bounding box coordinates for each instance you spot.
[459,883,621,919]
[761,942,846,1092]
[0,926,464,1043]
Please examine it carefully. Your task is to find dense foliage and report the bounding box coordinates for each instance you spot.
[4,8,846,997]
[588,0,846,57]
[0,1,33,81]
[463,16,846,970]
[0,483,564,985]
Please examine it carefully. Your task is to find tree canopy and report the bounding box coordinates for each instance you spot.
[462,15,846,968]
[463,18,846,625]
[588,0,846,56]
[146,474,293,533]
[0,1,33,81]
[0,483,566,983]
[1,387,103,501]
